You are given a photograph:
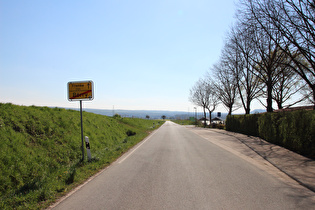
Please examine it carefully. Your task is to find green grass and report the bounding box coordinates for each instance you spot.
[0,103,164,209]
[171,119,196,125]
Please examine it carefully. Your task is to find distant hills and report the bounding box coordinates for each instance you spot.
[84,109,196,119]
[66,108,266,120]
[250,109,266,114]
[68,108,227,120]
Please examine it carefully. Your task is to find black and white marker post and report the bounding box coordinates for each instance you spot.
[68,80,94,162]
[85,136,92,162]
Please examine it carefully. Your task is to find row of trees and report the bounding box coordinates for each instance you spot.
[190,0,315,119]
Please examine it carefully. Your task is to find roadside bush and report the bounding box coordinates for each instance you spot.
[210,123,225,129]
[258,110,315,157]
[278,110,315,157]
[226,115,240,131]
[226,110,315,159]
[218,124,225,129]
[113,114,122,119]
[226,114,259,136]
[258,113,282,145]
[126,130,136,136]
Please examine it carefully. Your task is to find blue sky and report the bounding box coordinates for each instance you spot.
[1,0,238,112]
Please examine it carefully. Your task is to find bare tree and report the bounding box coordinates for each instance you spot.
[271,53,307,109]
[225,26,263,114]
[240,0,315,108]
[237,0,290,112]
[276,0,315,108]
[204,79,221,123]
[209,61,239,115]
[189,79,209,127]
[301,80,315,105]
[189,78,220,126]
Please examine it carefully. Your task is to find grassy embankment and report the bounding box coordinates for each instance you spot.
[0,103,164,209]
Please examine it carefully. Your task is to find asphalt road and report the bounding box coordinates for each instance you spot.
[52,121,315,209]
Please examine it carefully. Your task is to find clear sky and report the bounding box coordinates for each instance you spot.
[1,0,239,112]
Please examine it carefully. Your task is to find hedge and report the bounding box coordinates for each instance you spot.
[226,110,315,159]
[225,114,260,137]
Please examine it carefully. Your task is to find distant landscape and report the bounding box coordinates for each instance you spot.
[64,108,267,120]
[66,108,224,120]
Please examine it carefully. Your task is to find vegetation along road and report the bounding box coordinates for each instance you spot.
[51,121,315,209]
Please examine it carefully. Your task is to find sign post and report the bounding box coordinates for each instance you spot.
[80,100,84,161]
[68,81,94,161]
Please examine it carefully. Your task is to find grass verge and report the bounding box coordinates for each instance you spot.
[0,103,164,209]
[171,119,196,125]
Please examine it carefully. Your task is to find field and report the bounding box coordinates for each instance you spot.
[0,103,164,209]
[171,119,196,125]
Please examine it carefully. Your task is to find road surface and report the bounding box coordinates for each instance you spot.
[52,121,315,209]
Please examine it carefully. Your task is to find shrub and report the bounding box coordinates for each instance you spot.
[277,110,315,157]
[210,123,225,129]
[226,114,259,136]
[226,110,315,158]
[126,130,136,136]
[113,114,121,119]
[226,115,240,131]
[258,113,282,145]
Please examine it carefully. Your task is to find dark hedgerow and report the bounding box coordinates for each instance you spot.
[226,110,315,159]
[226,114,259,137]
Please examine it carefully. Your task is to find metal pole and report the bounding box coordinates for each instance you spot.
[80,100,84,161]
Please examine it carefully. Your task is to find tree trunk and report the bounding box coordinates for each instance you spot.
[228,106,232,115]
[203,107,207,128]
[207,109,212,124]
[266,81,273,112]
[245,99,251,114]
[277,101,283,110]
